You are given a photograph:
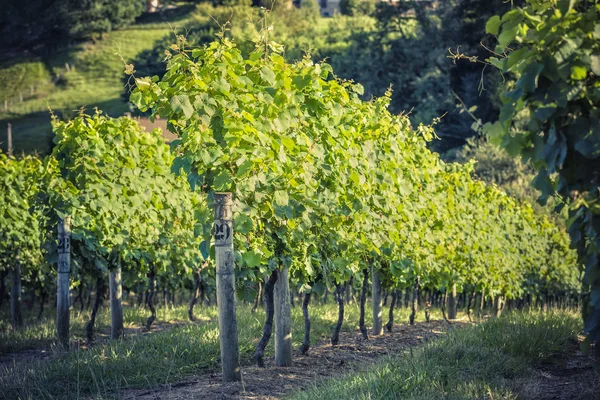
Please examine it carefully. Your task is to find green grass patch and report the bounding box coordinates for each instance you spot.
[0,301,199,355]
[0,301,450,399]
[290,309,581,400]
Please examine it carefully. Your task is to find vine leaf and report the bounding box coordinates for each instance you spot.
[170,95,194,119]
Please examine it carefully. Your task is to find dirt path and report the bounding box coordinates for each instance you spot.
[518,342,600,400]
[121,320,461,400]
[0,348,54,371]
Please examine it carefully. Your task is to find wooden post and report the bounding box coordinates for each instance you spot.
[448,283,457,320]
[214,192,241,381]
[109,267,124,339]
[480,288,485,312]
[10,255,22,329]
[57,217,71,347]
[7,123,12,156]
[274,265,292,366]
[494,295,503,317]
[372,266,383,336]
[409,277,420,325]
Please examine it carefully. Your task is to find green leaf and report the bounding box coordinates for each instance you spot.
[486,15,502,35]
[260,66,276,86]
[243,251,262,268]
[516,62,544,93]
[135,77,151,91]
[236,160,254,179]
[498,26,518,49]
[311,281,326,296]
[555,38,581,64]
[249,50,264,61]
[212,170,233,191]
[234,213,253,235]
[435,244,445,257]
[270,54,285,65]
[199,240,210,260]
[557,0,577,15]
[532,169,553,205]
[489,57,508,71]
[274,190,289,206]
[170,95,194,119]
[534,104,557,122]
[292,74,311,90]
[483,122,504,146]
[94,257,108,272]
[188,171,200,191]
[129,91,143,109]
[570,65,587,80]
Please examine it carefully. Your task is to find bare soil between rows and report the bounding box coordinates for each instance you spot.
[518,343,600,400]
[121,319,460,400]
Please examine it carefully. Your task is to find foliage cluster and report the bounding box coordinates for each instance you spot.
[447,138,567,226]
[124,0,516,153]
[482,0,600,345]
[130,37,580,305]
[0,112,212,331]
[40,112,210,291]
[0,154,45,283]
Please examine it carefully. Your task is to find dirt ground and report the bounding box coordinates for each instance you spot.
[0,348,54,370]
[121,320,457,400]
[518,343,600,400]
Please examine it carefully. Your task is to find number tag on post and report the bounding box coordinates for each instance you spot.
[214,220,233,247]
[58,236,71,254]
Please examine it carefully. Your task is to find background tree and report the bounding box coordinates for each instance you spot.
[65,0,146,41]
[0,0,146,55]
[482,0,600,352]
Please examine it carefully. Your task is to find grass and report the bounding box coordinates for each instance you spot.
[0,300,200,355]
[0,302,582,400]
[0,299,449,399]
[0,5,195,156]
[290,309,582,400]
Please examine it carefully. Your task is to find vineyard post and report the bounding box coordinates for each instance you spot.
[372,265,383,336]
[57,216,71,347]
[494,295,503,317]
[274,265,292,366]
[214,192,241,381]
[10,253,22,328]
[109,267,124,339]
[7,123,12,156]
[448,283,457,320]
[480,288,485,313]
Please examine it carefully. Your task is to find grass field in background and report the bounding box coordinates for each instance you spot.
[0,6,194,156]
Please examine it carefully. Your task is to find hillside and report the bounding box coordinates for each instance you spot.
[0,6,196,155]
